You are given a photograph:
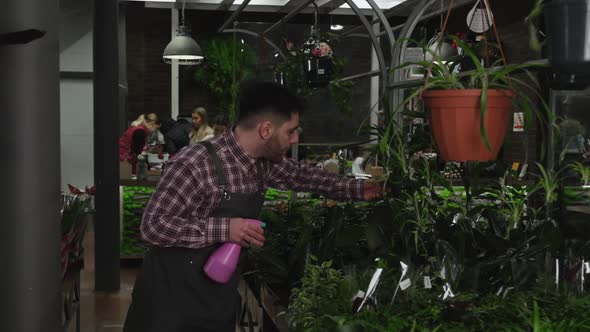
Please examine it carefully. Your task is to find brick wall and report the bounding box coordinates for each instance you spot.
[126,4,171,123]
[126,4,372,143]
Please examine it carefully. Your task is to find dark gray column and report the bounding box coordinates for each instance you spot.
[0,0,62,331]
[94,0,121,291]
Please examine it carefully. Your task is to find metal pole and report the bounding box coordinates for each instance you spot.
[339,0,477,38]
[0,0,61,330]
[263,0,316,35]
[344,0,388,96]
[391,0,436,116]
[217,0,252,33]
[370,15,381,143]
[171,8,180,119]
[377,0,477,37]
[221,28,287,60]
[94,0,121,291]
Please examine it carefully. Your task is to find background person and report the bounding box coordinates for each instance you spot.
[189,106,214,144]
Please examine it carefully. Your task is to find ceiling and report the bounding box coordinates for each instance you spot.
[127,0,411,15]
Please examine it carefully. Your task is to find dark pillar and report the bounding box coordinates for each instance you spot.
[0,0,61,331]
[94,0,121,291]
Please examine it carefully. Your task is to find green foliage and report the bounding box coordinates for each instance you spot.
[193,37,256,123]
[121,186,154,256]
[570,162,590,187]
[393,35,549,151]
[288,259,346,331]
[289,285,590,332]
[274,32,353,115]
[328,79,354,115]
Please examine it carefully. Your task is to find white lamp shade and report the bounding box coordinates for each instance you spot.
[163,27,204,65]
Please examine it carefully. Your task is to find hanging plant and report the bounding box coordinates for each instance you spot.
[273,2,353,115]
[274,31,352,115]
[193,37,256,123]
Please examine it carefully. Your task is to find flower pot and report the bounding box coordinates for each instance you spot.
[545,0,590,75]
[423,89,514,162]
[303,57,333,88]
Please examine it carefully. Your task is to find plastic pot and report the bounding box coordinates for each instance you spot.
[545,0,590,74]
[423,89,514,162]
[304,57,333,88]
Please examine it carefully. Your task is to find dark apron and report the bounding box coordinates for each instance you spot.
[124,141,265,332]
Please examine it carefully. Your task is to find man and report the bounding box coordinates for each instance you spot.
[123,81,382,332]
[159,116,192,154]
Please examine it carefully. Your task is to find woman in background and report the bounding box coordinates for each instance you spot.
[119,113,160,163]
[189,107,214,144]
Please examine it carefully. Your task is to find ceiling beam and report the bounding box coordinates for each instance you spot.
[264,0,315,34]
[217,0,252,32]
[317,0,346,14]
[217,0,235,11]
[278,0,310,13]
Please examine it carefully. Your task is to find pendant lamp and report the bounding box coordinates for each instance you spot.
[162,0,204,65]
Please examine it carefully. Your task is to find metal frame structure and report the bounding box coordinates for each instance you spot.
[212,0,482,105]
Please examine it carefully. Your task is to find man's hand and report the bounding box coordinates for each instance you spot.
[363,180,384,201]
[229,218,265,247]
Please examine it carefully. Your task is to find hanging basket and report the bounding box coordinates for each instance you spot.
[545,0,590,75]
[423,89,514,162]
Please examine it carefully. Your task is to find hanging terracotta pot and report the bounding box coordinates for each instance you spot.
[423,89,514,162]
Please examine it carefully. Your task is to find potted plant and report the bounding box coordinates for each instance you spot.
[274,32,353,115]
[395,35,546,162]
[193,37,256,123]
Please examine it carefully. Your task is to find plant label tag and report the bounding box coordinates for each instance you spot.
[357,268,383,312]
[442,283,454,300]
[399,278,411,291]
[318,68,325,74]
[424,276,432,289]
[513,112,524,132]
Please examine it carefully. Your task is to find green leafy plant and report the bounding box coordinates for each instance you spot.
[288,258,346,331]
[393,35,548,151]
[570,162,590,187]
[193,37,256,123]
[274,32,353,115]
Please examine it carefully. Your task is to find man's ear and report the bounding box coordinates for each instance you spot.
[258,120,274,140]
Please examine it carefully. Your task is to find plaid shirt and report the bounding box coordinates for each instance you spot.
[140,129,364,249]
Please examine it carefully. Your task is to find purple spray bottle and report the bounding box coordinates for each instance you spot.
[203,219,265,283]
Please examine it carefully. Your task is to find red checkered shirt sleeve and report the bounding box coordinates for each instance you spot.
[268,158,364,200]
[140,159,230,248]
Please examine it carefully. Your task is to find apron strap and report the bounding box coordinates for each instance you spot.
[201,141,229,190]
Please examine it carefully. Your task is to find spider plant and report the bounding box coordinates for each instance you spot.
[393,35,549,152]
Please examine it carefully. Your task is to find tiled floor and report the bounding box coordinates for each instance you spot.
[67,229,138,332]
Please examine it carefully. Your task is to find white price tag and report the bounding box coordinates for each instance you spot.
[513,112,524,132]
[424,276,432,289]
[400,278,411,291]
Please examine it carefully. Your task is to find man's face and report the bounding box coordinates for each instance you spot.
[262,113,300,162]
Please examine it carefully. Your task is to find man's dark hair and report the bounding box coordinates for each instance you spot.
[237,80,306,128]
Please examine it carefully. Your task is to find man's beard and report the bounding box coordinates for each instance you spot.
[261,136,287,162]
